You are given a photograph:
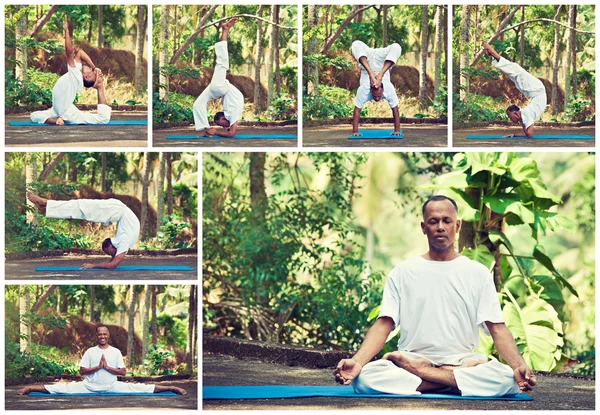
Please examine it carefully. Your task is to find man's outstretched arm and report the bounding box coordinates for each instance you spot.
[334,316,394,385]
[350,106,362,136]
[358,56,378,88]
[75,48,95,69]
[374,60,395,86]
[504,123,534,139]
[81,252,126,269]
[63,16,75,68]
[486,321,537,391]
[391,106,401,135]
[213,122,238,138]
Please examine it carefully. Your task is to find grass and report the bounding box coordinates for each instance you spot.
[78,75,147,106]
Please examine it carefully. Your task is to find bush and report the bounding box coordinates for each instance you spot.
[269,94,297,120]
[565,94,593,122]
[153,91,194,124]
[143,343,176,376]
[453,92,506,123]
[303,85,354,120]
[5,68,54,107]
[6,342,79,378]
[157,214,192,249]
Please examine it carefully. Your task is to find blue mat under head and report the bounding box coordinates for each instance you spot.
[30,391,177,397]
[167,134,297,140]
[10,120,147,126]
[349,130,403,139]
[466,134,594,140]
[35,265,195,272]
[202,385,532,401]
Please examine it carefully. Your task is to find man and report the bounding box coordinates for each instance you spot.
[350,40,402,137]
[334,195,536,397]
[30,16,111,126]
[17,325,186,395]
[27,192,140,269]
[482,41,547,139]
[193,18,243,138]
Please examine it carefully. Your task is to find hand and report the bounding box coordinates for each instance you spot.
[374,74,383,89]
[390,131,402,136]
[502,134,515,139]
[513,365,536,392]
[369,74,377,88]
[63,15,69,33]
[80,263,95,269]
[204,128,216,136]
[350,132,363,137]
[92,69,104,90]
[99,354,107,369]
[56,117,64,126]
[333,359,363,385]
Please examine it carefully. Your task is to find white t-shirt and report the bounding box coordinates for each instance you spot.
[378,255,504,365]
[79,345,126,392]
[52,61,84,117]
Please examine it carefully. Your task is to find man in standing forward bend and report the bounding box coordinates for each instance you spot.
[334,195,536,397]
[193,17,244,138]
[350,40,402,137]
[482,41,547,138]
[30,16,111,126]
[17,325,186,395]
[27,192,140,269]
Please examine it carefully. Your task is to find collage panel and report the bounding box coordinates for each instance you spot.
[5,152,198,280]
[5,5,149,148]
[302,5,449,147]
[5,284,198,409]
[452,5,595,146]
[152,5,299,148]
[202,152,595,409]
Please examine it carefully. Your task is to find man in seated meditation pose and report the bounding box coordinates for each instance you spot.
[17,325,186,395]
[30,16,110,126]
[334,195,536,397]
[27,192,140,269]
[193,17,243,138]
[350,40,402,137]
[482,41,547,139]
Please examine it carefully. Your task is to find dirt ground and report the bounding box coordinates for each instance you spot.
[153,125,298,147]
[303,124,448,147]
[5,380,197,410]
[453,126,595,148]
[203,354,595,410]
[5,112,148,147]
[5,254,198,280]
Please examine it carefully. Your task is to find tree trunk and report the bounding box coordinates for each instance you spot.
[151,286,157,345]
[274,6,281,95]
[519,7,525,66]
[30,5,60,38]
[60,287,69,313]
[267,6,278,103]
[25,154,37,224]
[253,6,265,115]
[458,188,481,251]
[169,5,218,65]
[142,285,151,359]
[470,6,522,67]
[89,285,95,322]
[15,7,27,81]
[126,285,137,366]
[134,6,146,91]
[141,152,151,240]
[382,6,388,46]
[185,285,196,368]
[564,5,575,109]
[31,285,57,313]
[459,6,470,100]
[418,6,429,108]
[249,153,267,223]
[157,153,166,233]
[551,6,562,115]
[570,6,577,96]
[159,5,169,99]
[306,5,319,95]
[37,152,66,182]
[166,153,173,216]
[320,6,374,55]
[19,286,31,352]
[101,153,107,192]
[434,5,443,99]
[97,6,103,47]
[442,7,448,80]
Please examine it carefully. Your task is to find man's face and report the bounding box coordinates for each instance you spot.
[507,109,521,124]
[102,244,117,257]
[96,327,110,346]
[371,86,384,102]
[421,199,461,252]
[82,65,97,85]
[215,118,231,128]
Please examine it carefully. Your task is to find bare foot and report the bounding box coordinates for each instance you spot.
[383,352,432,377]
[222,17,237,30]
[171,386,187,395]
[440,360,487,371]
[27,192,48,212]
[56,117,64,126]
[17,387,31,395]
[93,69,104,90]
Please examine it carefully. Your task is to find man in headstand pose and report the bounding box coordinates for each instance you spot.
[27,192,140,269]
[482,41,547,138]
[193,17,243,138]
[30,16,111,126]
[17,325,186,395]
[350,40,402,137]
[334,195,536,397]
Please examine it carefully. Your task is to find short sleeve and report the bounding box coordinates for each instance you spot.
[116,349,126,369]
[378,270,401,329]
[520,107,535,129]
[79,349,92,368]
[68,61,83,84]
[476,271,504,336]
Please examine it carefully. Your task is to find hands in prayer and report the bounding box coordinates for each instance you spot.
[333,358,363,385]
[99,354,108,370]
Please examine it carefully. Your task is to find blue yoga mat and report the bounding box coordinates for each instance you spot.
[202,385,532,401]
[30,391,177,397]
[35,265,195,272]
[349,130,403,139]
[466,134,594,140]
[166,134,297,140]
[10,120,147,126]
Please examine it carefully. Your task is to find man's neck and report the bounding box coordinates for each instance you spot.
[422,249,460,262]
[97,344,109,350]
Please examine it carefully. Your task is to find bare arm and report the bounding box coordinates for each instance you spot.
[103,365,127,376]
[213,122,238,138]
[487,321,537,391]
[358,56,377,87]
[75,49,95,69]
[63,16,75,68]
[506,123,534,139]
[350,106,362,136]
[391,106,401,134]
[374,60,395,85]
[81,252,126,269]
[79,365,101,376]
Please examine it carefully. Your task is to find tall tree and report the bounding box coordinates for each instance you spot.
[249,153,267,224]
[140,152,151,240]
[142,285,151,360]
[185,285,196,369]
[89,285,95,322]
[254,6,265,115]
[31,285,57,313]
[273,6,281,95]
[25,154,38,224]
[570,6,577,96]
[519,7,525,66]
[134,6,147,91]
[166,153,173,216]
[37,152,66,182]
[126,285,137,366]
[97,6,103,47]
[434,5,443,101]
[459,6,470,100]
[551,6,562,115]
[320,5,374,54]
[15,6,27,81]
[100,153,107,192]
[382,6,388,45]
[159,5,169,99]
[151,285,158,345]
[564,5,575,109]
[157,152,166,233]
[267,6,278,104]
[306,5,319,95]
[29,5,60,37]
[19,285,31,352]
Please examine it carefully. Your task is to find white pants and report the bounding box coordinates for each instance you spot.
[193,41,230,131]
[45,381,155,394]
[31,103,111,125]
[353,357,520,397]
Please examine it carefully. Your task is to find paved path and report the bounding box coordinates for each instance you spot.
[153,126,298,147]
[5,254,197,280]
[6,112,148,147]
[453,126,595,148]
[5,380,197,410]
[303,124,448,147]
[203,354,595,410]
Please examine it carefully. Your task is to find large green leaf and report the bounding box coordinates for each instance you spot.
[531,275,566,314]
[461,245,495,270]
[502,291,564,371]
[469,153,506,176]
[533,247,578,297]
[483,194,522,214]
[505,202,535,224]
[507,157,539,182]
[420,171,469,190]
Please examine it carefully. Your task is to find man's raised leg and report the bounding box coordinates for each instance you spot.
[17,385,50,395]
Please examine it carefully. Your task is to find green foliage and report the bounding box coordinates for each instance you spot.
[156,314,188,350]
[576,70,595,99]
[5,69,54,107]
[143,343,175,376]
[565,94,593,122]
[303,85,354,120]
[157,215,192,249]
[152,90,194,124]
[433,87,448,118]
[269,94,297,120]
[6,342,79,378]
[453,92,507,123]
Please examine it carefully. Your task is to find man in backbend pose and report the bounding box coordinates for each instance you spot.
[350,40,402,137]
[193,17,243,138]
[482,41,547,138]
[30,16,111,126]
